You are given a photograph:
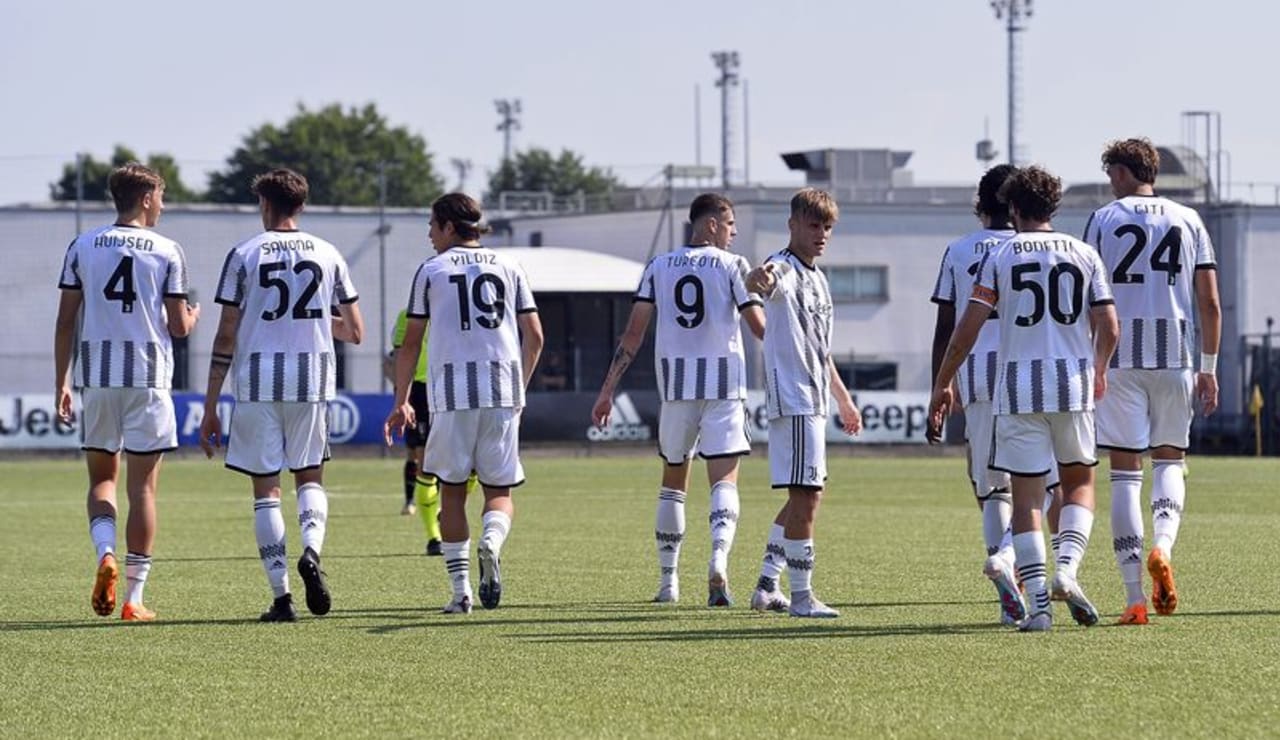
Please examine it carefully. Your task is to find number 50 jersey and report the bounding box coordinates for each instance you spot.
[215,230,358,403]
[406,246,537,412]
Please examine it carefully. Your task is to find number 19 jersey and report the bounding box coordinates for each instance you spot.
[1083,195,1216,370]
[406,246,537,412]
[58,224,190,389]
[930,228,1014,404]
[214,230,358,403]
[635,245,760,402]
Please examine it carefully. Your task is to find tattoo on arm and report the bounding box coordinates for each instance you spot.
[602,345,635,390]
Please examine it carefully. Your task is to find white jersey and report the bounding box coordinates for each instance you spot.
[214,229,358,403]
[57,224,189,389]
[761,249,834,419]
[972,231,1114,416]
[635,245,760,401]
[406,246,537,412]
[930,227,1014,404]
[1083,195,1215,370]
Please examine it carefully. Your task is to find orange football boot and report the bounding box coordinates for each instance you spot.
[1147,549,1178,615]
[91,553,118,616]
[121,602,156,622]
[1117,602,1149,625]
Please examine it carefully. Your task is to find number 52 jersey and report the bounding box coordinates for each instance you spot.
[406,246,537,412]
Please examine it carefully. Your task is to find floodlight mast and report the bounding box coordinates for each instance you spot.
[990,1,1032,165]
[711,51,740,190]
[495,99,522,167]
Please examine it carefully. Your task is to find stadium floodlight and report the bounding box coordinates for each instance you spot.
[990,1,1032,165]
[711,51,741,190]
[495,99,522,166]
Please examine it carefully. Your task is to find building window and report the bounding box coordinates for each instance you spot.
[822,265,888,303]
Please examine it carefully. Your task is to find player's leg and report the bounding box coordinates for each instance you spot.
[283,402,333,617]
[993,413,1053,630]
[1048,412,1101,627]
[1097,367,1150,622]
[424,410,478,613]
[473,407,524,611]
[81,388,124,617]
[654,401,696,603]
[750,499,791,612]
[115,387,178,621]
[966,401,1021,622]
[414,445,443,555]
[768,415,835,618]
[1146,368,1195,615]
[699,399,750,607]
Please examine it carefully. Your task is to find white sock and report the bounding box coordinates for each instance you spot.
[89,514,116,562]
[125,552,152,605]
[784,538,815,598]
[296,482,328,555]
[655,488,686,588]
[1013,531,1050,614]
[758,523,787,588]
[481,510,512,557]
[1056,504,1094,581]
[1110,469,1146,605]
[254,498,289,598]
[1151,459,1186,557]
[443,539,472,601]
[708,481,740,576]
[981,489,1012,562]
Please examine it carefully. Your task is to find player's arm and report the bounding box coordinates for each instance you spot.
[930,299,991,436]
[392,317,426,408]
[53,289,83,422]
[827,355,862,435]
[517,311,545,390]
[1194,267,1222,415]
[740,304,765,341]
[591,302,654,427]
[1089,303,1120,400]
[164,296,200,338]
[332,300,364,344]
[199,305,242,457]
[930,302,956,390]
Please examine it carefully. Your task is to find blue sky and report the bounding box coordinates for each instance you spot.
[1,0,1274,204]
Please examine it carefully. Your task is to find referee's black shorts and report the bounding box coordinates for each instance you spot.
[405,381,431,448]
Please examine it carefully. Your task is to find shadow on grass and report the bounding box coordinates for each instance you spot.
[0,616,265,631]
[160,552,424,563]
[511,621,1001,643]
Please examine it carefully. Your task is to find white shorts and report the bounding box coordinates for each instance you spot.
[768,415,827,490]
[423,407,524,488]
[226,402,329,477]
[80,387,177,455]
[1096,368,1194,452]
[658,399,751,465]
[963,401,1011,495]
[991,412,1096,477]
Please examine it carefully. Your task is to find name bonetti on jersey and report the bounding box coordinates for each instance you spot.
[93,234,154,251]
[1011,238,1073,254]
[665,255,722,268]
[259,239,315,254]
[450,252,496,265]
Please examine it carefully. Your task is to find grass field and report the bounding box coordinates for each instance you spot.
[1,453,1278,738]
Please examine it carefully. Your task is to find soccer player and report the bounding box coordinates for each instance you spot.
[931,166,1118,632]
[54,163,200,622]
[198,168,364,622]
[384,193,543,615]
[1084,138,1221,624]
[591,193,765,607]
[745,188,862,619]
[387,308,443,556]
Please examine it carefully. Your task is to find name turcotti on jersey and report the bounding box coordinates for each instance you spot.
[971,232,1115,416]
[931,227,1015,405]
[58,224,190,389]
[761,249,834,419]
[214,229,358,402]
[635,245,761,401]
[406,246,537,412]
[1083,195,1216,370]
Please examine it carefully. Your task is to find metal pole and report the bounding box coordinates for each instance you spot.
[1205,117,1212,204]
[720,74,730,190]
[75,153,84,234]
[743,79,750,185]
[667,167,675,252]
[1007,13,1016,165]
[1266,317,1275,455]
[377,161,388,396]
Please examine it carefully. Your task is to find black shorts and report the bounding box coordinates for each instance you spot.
[406,381,431,449]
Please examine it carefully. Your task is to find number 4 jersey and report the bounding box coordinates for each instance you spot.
[58,224,190,389]
[972,231,1114,415]
[1083,195,1216,370]
[406,246,537,412]
[214,229,358,403]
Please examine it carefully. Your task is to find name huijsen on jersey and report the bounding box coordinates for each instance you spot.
[93,234,155,251]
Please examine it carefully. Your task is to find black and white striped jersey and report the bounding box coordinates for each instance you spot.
[635,245,760,402]
[972,231,1114,415]
[1083,195,1215,370]
[214,230,358,403]
[406,246,537,412]
[58,224,190,389]
[930,227,1014,404]
[761,249,833,419]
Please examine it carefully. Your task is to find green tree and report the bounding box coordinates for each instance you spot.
[487,147,620,199]
[50,145,200,202]
[206,103,444,206]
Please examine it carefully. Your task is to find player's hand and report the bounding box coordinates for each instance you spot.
[591,394,613,429]
[198,408,223,459]
[746,263,778,295]
[383,403,415,446]
[1093,370,1108,401]
[55,385,73,424]
[838,401,862,436]
[1196,372,1219,416]
[928,386,953,444]
[187,302,201,323]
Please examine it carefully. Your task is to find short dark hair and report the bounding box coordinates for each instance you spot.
[251,168,309,216]
[997,165,1061,223]
[975,164,1017,223]
[688,193,733,224]
[790,188,838,223]
[1102,138,1160,184]
[108,163,164,213]
[431,192,490,241]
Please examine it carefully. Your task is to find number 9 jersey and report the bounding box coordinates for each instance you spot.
[406,246,537,412]
[58,225,190,389]
[214,230,358,403]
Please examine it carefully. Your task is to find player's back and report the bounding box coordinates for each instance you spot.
[214,229,357,402]
[932,228,1013,403]
[58,224,189,389]
[637,245,756,401]
[408,246,536,412]
[980,231,1113,415]
[1084,195,1213,369]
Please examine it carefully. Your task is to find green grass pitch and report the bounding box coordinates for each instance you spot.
[1,453,1277,737]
